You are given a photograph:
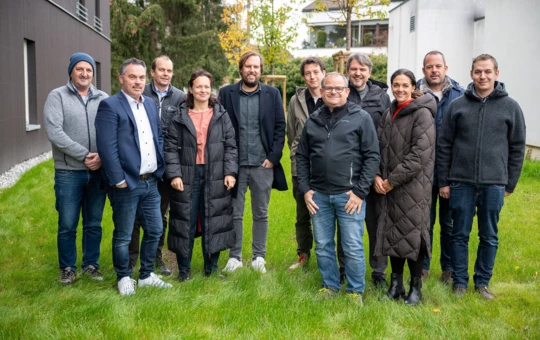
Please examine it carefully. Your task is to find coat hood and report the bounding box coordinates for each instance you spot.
[465,81,508,100]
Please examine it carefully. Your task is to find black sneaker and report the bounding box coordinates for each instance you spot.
[177,271,191,282]
[373,276,388,289]
[83,265,103,281]
[155,258,172,276]
[60,268,76,285]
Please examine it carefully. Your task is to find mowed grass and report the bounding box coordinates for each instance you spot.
[0,152,539,339]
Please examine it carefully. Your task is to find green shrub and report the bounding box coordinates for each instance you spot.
[316,30,327,48]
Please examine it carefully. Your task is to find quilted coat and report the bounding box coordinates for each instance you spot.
[374,93,436,261]
[164,101,238,258]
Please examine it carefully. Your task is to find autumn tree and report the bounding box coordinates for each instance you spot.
[219,0,251,67]
[313,0,390,51]
[249,0,298,74]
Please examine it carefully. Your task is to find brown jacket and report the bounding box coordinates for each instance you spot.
[374,93,436,261]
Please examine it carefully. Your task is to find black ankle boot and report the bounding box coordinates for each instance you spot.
[405,277,422,306]
[387,273,405,300]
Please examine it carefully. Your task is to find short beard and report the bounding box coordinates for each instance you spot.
[241,74,260,89]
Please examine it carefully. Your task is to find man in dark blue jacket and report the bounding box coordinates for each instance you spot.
[438,54,526,299]
[96,58,172,295]
[417,51,464,283]
[296,72,380,302]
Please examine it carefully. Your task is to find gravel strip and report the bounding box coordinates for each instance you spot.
[0,152,52,189]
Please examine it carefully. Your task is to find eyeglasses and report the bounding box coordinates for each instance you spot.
[322,86,346,93]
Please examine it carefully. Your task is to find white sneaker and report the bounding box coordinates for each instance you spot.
[138,272,173,288]
[252,257,267,273]
[118,277,136,296]
[223,258,243,273]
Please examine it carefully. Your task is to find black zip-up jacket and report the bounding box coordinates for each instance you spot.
[296,101,380,200]
[347,79,391,130]
[143,82,186,135]
[437,81,526,193]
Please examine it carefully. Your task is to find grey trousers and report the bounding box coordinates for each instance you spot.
[229,165,274,261]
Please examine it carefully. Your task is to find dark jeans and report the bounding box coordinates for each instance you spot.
[176,165,220,275]
[292,176,312,256]
[54,170,106,271]
[108,177,163,281]
[423,184,453,271]
[449,182,504,288]
[337,190,387,280]
[129,179,170,268]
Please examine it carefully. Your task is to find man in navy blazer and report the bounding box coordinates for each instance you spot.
[95,58,172,295]
[219,51,287,274]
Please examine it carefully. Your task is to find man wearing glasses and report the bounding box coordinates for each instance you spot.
[296,72,380,303]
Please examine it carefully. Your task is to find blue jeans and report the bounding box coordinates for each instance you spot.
[311,191,366,293]
[54,169,106,271]
[424,184,453,271]
[177,165,220,275]
[449,182,504,288]
[108,177,163,281]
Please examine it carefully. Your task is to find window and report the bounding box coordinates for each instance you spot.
[94,0,103,32]
[410,15,416,32]
[360,24,388,47]
[307,23,388,49]
[24,39,39,131]
[94,61,101,90]
[76,0,88,22]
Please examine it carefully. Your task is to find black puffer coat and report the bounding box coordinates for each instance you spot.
[374,94,436,261]
[164,101,238,258]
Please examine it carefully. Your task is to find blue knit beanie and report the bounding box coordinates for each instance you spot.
[68,52,95,76]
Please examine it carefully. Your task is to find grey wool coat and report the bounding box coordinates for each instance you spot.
[164,101,238,258]
[374,93,436,261]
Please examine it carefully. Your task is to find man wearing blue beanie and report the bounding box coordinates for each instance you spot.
[44,52,108,285]
[68,52,95,76]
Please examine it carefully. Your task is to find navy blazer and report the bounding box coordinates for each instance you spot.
[218,81,287,191]
[95,92,165,190]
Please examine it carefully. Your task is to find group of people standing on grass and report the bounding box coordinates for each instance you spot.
[44,49,526,302]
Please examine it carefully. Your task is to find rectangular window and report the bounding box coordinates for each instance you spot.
[361,24,389,47]
[410,15,416,32]
[24,39,39,131]
[95,0,100,18]
[94,0,103,32]
[76,0,88,22]
[94,61,101,90]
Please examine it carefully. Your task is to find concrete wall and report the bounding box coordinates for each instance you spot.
[483,0,539,148]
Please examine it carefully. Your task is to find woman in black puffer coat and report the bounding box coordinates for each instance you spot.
[164,69,238,280]
[374,69,436,305]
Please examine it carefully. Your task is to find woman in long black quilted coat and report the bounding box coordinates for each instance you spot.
[164,69,238,281]
[374,69,436,305]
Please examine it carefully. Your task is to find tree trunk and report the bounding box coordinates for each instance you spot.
[346,7,352,51]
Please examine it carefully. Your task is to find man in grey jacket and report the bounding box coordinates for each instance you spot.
[129,55,185,276]
[44,52,109,285]
[438,54,526,299]
[286,56,326,271]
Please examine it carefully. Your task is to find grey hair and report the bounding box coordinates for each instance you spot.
[346,53,372,72]
[119,58,147,76]
[423,50,447,67]
[321,72,349,88]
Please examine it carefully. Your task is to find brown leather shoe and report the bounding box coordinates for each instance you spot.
[453,286,467,298]
[476,286,495,300]
[440,270,453,285]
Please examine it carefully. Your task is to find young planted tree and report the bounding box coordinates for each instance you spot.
[219,0,251,67]
[249,0,298,75]
[312,0,390,51]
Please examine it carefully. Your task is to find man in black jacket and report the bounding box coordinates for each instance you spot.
[129,55,185,276]
[345,53,390,287]
[438,54,526,299]
[219,51,287,274]
[296,72,380,302]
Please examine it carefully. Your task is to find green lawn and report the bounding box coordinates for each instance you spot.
[0,154,539,339]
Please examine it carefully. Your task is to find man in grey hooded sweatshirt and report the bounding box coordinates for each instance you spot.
[44,52,109,285]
